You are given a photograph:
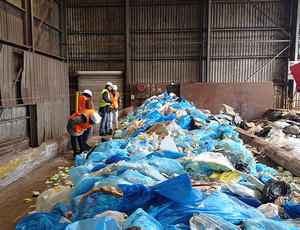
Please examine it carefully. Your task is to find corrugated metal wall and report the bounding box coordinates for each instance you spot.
[67,0,125,73]
[67,0,292,88]
[0,45,17,107]
[0,106,30,157]
[33,0,62,56]
[130,0,205,83]
[22,51,69,144]
[0,0,25,45]
[0,0,65,58]
[208,0,290,83]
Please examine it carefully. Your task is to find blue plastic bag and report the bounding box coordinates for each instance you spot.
[222,190,262,208]
[137,164,168,181]
[70,177,103,199]
[91,163,107,172]
[120,169,155,185]
[196,191,245,224]
[106,154,130,164]
[146,151,186,159]
[118,184,154,215]
[151,174,205,205]
[123,208,164,230]
[243,218,299,230]
[177,115,192,130]
[94,176,132,188]
[74,155,87,167]
[65,216,121,230]
[15,213,68,230]
[94,139,129,153]
[142,110,163,124]
[256,163,278,176]
[171,102,191,109]
[148,156,184,176]
[74,194,121,220]
[217,139,257,176]
[51,202,69,218]
[190,214,240,230]
[284,202,300,219]
[149,201,201,226]
[259,174,273,184]
[69,166,91,185]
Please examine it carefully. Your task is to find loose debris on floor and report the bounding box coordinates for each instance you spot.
[16,93,300,230]
[45,166,73,189]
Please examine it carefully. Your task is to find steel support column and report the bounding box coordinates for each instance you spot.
[125,0,130,107]
[206,0,212,82]
[290,0,300,61]
[61,0,67,59]
[24,0,34,51]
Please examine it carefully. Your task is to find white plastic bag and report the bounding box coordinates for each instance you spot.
[94,210,127,227]
[176,109,187,119]
[188,152,236,172]
[36,185,71,212]
[165,120,185,137]
[257,203,278,218]
[160,135,178,152]
[222,183,261,199]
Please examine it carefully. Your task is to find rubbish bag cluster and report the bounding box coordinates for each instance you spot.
[16,92,300,230]
[245,110,300,158]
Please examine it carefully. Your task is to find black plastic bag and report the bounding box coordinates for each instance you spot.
[255,127,272,138]
[261,179,292,204]
[233,160,251,174]
[267,111,283,122]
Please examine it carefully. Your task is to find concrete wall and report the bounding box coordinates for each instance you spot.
[0,134,70,189]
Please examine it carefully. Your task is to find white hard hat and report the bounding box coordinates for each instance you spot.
[106,82,113,87]
[113,85,118,91]
[90,112,101,124]
[82,89,92,97]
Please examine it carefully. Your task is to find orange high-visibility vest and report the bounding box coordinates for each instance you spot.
[110,92,119,109]
[78,95,95,111]
[69,109,94,133]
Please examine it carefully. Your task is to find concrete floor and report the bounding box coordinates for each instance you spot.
[0,136,103,230]
[0,153,73,230]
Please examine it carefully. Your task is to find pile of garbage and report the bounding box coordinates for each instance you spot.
[16,93,300,230]
[245,110,300,157]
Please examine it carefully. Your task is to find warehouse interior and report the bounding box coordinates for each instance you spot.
[1,0,300,229]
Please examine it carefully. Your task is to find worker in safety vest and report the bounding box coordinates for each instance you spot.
[78,89,95,150]
[109,85,120,132]
[99,82,113,136]
[67,109,100,158]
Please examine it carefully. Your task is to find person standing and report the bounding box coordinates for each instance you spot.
[109,85,120,133]
[67,109,100,158]
[99,82,113,136]
[78,89,94,149]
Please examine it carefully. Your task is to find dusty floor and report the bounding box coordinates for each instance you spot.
[0,136,103,230]
[0,153,73,230]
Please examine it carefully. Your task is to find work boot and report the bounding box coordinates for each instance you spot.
[99,132,105,136]
[107,129,112,135]
[85,144,92,150]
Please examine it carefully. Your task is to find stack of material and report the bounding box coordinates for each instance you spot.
[16,93,300,230]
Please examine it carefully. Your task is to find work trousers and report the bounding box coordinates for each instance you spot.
[82,126,91,147]
[110,109,119,130]
[100,110,110,134]
[70,134,84,156]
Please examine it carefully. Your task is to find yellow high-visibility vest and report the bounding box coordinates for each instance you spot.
[99,89,111,108]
